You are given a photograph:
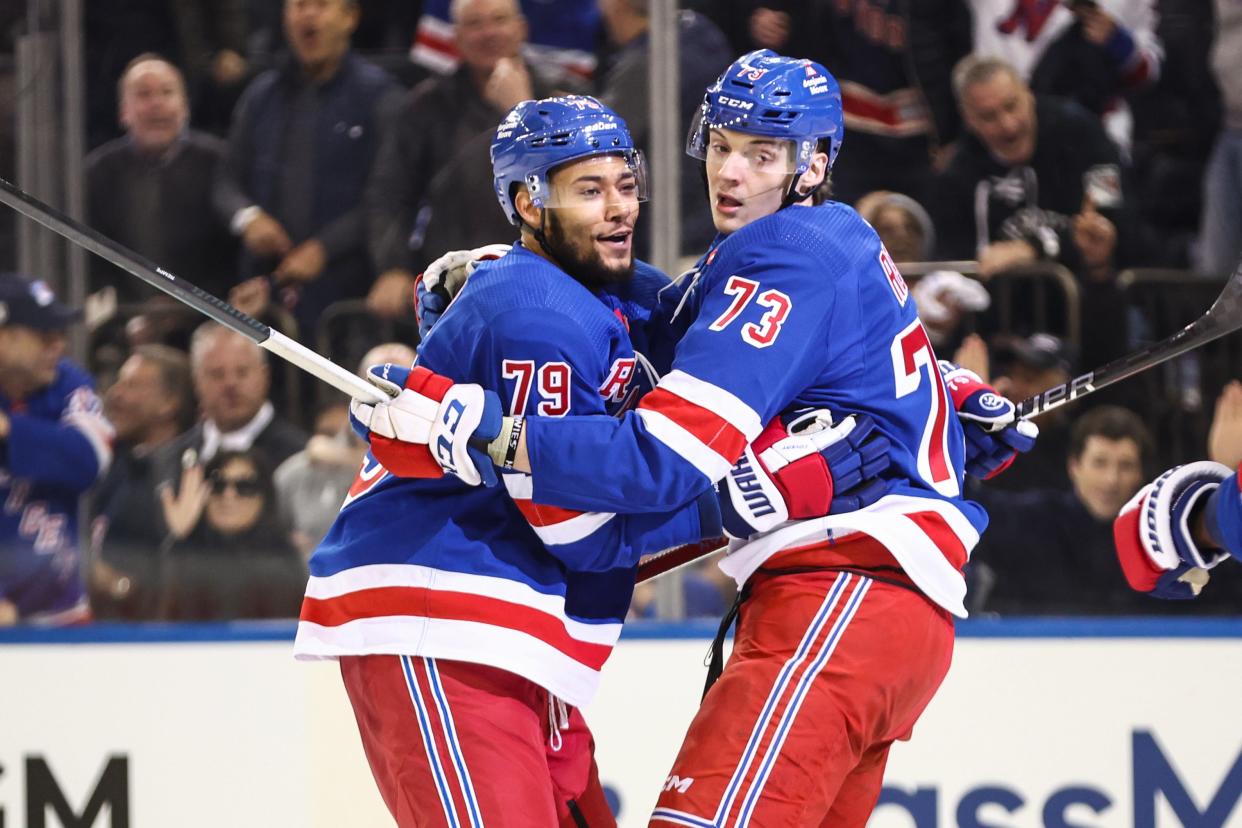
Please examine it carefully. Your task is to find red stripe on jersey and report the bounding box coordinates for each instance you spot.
[639,387,748,463]
[301,587,612,670]
[512,498,588,528]
[905,511,969,572]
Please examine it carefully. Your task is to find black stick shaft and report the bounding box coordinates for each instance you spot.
[1016,262,1242,419]
[0,176,270,343]
[0,176,387,404]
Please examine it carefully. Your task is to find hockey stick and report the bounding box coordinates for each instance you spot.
[1015,258,1242,419]
[640,260,1242,584]
[0,177,387,405]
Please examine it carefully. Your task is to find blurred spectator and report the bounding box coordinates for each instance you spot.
[1194,0,1242,278]
[984,331,1075,491]
[628,549,732,620]
[969,405,1149,614]
[0,274,113,626]
[688,2,821,62]
[809,0,972,205]
[596,0,732,256]
[412,0,600,82]
[909,270,990,351]
[274,341,415,558]
[158,448,305,619]
[933,56,1137,283]
[969,0,1161,154]
[215,0,402,338]
[1209,380,1242,468]
[84,2,250,148]
[153,323,308,498]
[365,0,585,318]
[86,54,237,305]
[1127,0,1218,269]
[856,190,938,263]
[937,56,1141,370]
[89,345,194,619]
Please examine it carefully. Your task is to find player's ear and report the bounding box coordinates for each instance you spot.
[797,152,830,196]
[515,187,542,227]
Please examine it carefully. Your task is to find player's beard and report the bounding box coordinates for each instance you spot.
[544,210,634,292]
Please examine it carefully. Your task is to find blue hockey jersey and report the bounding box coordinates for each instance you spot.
[295,246,712,706]
[0,360,112,624]
[523,202,989,617]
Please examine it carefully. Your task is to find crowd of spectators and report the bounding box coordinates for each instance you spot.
[0,0,1239,625]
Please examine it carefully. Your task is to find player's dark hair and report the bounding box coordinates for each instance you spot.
[810,138,834,205]
[1068,405,1152,466]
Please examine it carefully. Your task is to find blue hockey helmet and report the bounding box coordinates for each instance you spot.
[686,49,844,176]
[491,95,648,227]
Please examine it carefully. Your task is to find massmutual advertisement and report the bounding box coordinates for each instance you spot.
[1,620,1239,827]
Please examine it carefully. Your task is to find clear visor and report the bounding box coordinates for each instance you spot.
[534,151,649,211]
[686,112,798,176]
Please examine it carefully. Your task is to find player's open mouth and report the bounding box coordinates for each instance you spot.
[597,231,631,252]
[716,194,743,214]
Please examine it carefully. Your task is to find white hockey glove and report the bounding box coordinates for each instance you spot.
[415,244,512,344]
[1113,461,1233,599]
[349,363,503,487]
[717,409,892,539]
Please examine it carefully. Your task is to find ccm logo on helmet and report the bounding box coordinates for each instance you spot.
[719,96,754,111]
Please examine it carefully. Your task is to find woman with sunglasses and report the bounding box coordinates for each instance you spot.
[158,448,304,620]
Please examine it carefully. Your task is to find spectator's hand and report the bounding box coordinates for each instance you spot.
[1075,4,1118,44]
[953,333,991,379]
[229,276,271,319]
[1072,198,1116,275]
[0,598,16,626]
[0,410,9,440]
[977,239,1037,279]
[483,57,534,112]
[1209,380,1242,468]
[749,8,791,49]
[275,239,328,285]
[211,49,248,86]
[367,269,416,318]
[159,465,210,540]
[305,433,364,468]
[242,210,293,258]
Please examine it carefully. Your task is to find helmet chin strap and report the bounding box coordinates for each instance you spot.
[778,171,813,211]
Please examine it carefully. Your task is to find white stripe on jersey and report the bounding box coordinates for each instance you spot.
[719,494,980,618]
[658,370,764,443]
[302,563,623,646]
[502,474,618,546]
[636,407,735,482]
[297,614,608,707]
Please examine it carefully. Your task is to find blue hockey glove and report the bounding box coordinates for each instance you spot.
[414,244,511,346]
[1114,461,1234,599]
[718,409,892,539]
[350,363,502,487]
[939,362,1039,479]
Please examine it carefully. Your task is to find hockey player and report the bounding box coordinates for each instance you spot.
[1114,460,1242,598]
[298,95,888,827]
[352,52,1037,825]
[0,273,113,625]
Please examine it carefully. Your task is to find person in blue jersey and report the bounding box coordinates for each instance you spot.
[300,95,883,828]
[350,52,1037,826]
[0,273,113,626]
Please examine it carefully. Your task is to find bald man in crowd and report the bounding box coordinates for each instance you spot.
[86,53,237,302]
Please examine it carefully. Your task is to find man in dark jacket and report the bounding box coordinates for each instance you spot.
[214,0,402,339]
[363,0,584,318]
[87,55,236,303]
[932,54,1137,281]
